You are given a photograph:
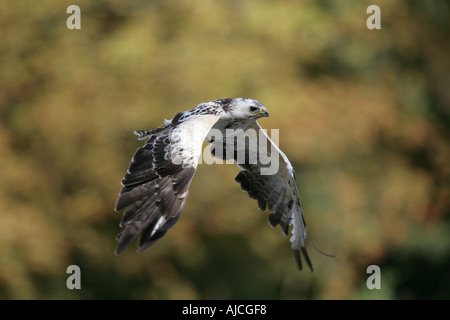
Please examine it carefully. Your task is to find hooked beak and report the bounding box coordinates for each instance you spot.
[254,107,269,118]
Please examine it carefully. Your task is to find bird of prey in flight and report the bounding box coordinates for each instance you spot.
[114,98,319,271]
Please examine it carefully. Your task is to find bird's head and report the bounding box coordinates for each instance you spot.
[213,98,269,120]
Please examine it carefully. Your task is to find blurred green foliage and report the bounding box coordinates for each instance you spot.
[0,0,449,299]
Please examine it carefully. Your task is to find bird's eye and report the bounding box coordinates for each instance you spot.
[249,106,258,112]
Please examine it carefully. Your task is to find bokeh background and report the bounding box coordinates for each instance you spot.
[1,0,449,300]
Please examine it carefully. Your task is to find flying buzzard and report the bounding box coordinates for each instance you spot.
[115,98,315,271]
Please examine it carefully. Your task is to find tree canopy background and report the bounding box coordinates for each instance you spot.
[0,0,448,299]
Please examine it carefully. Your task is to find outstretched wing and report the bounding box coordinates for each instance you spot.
[209,121,312,271]
[114,113,221,254]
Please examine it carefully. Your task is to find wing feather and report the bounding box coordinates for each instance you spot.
[210,121,313,271]
[114,112,221,255]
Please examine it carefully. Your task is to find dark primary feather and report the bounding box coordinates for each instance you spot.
[294,248,313,271]
[114,128,196,255]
